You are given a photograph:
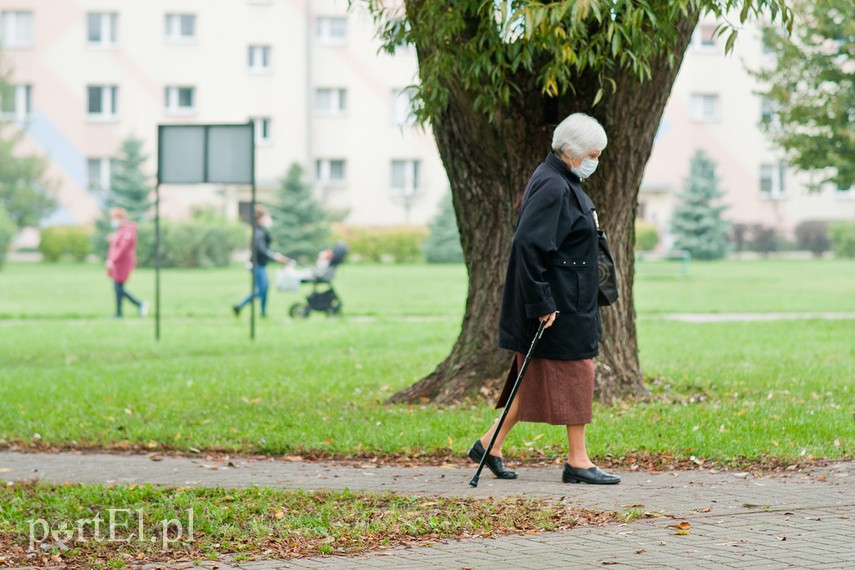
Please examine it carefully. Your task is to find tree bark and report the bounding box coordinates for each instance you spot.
[390,8,699,405]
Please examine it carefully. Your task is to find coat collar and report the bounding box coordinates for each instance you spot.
[544,152,581,184]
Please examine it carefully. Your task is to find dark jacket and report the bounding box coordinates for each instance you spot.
[498,152,601,360]
[251,226,278,266]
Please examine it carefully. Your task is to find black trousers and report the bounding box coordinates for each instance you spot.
[114,281,142,317]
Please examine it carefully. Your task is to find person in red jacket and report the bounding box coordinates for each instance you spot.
[106,208,147,318]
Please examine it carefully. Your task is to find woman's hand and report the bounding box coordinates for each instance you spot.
[539,311,558,329]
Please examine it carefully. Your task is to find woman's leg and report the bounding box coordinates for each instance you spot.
[566,424,595,469]
[479,396,520,458]
[235,267,262,311]
[114,281,123,317]
[257,266,269,316]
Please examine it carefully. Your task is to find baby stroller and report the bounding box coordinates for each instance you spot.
[287,243,348,318]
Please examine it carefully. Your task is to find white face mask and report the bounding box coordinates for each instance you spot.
[110,219,120,229]
[573,158,599,180]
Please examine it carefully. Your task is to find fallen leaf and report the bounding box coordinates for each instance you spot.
[635,548,646,554]
[775,536,787,541]
[666,521,692,530]
[674,530,691,535]
[817,476,827,481]
[0,468,12,473]
[697,506,712,513]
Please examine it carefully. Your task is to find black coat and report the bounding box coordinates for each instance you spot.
[251,227,278,266]
[498,152,601,360]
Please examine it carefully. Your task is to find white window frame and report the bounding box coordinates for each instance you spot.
[1,84,32,121]
[164,86,196,115]
[315,88,347,116]
[391,88,416,125]
[252,117,271,145]
[165,13,196,42]
[86,12,118,47]
[316,16,347,45]
[87,158,112,194]
[760,163,787,199]
[86,85,118,120]
[247,45,271,73]
[689,93,719,123]
[391,159,421,197]
[316,159,346,187]
[691,23,718,51]
[0,10,34,48]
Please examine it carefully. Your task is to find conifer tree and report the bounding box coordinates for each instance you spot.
[423,192,463,263]
[670,150,731,260]
[267,163,330,262]
[94,136,153,258]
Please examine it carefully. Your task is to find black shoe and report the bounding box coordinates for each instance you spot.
[562,464,620,485]
[232,305,240,317]
[468,439,517,479]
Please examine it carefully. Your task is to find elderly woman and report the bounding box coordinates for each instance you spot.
[468,113,620,485]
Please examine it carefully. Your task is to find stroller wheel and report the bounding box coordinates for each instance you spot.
[289,302,310,319]
[327,300,342,316]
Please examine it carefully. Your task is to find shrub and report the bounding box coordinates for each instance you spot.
[794,220,831,257]
[137,221,246,268]
[634,219,659,252]
[749,225,778,255]
[830,220,855,258]
[333,226,428,263]
[39,226,93,262]
[423,193,464,263]
[0,205,14,269]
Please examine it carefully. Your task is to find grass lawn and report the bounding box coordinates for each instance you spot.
[0,259,853,465]
[0,259,852,567]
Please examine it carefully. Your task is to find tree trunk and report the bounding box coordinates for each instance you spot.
[390,10,699,405]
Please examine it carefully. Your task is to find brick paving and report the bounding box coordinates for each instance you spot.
[2,451,852,569]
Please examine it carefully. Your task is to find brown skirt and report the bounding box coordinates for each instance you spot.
[496,353,595,425]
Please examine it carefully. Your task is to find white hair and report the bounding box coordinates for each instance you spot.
[551,113,608,159]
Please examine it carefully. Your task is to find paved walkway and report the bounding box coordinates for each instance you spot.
[2,452,853,569]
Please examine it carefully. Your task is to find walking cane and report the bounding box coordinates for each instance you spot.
[469,314,554,488]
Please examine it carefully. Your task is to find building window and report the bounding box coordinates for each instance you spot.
[0,84,32,120]
[689,93,719,122]
[252,117,271,144]
[316,17,346,45]
[87,158,112,194]
[165,13,196,41]
[315,88,347,115]
[87,85,118,119]
[164,86,195,114]
[391,88,415,125]
[695,24,717,48]
[86,12,118,46]
[760,163,786,198]
[391,160,420,197]
[316,159,346,187]
[1,10,34,47]
[247,45,271,73]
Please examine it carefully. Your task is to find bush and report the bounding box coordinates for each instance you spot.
[830,220,855,258]
[749,225,778,255]
[423,193,464,263]
[794,220,831,257]
[333,226,428,263]
[136,221,246,268]
[634,219,659,252]
[39,226,93,263]
[0,205,14,269]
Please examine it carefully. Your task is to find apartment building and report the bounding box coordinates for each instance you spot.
[641,16,855,248]
[2,1,851,242]
[0,0,445,228]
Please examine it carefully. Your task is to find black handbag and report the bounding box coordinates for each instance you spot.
[597,230,619,306]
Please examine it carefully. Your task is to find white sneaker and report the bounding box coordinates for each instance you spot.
[139,302,149,317]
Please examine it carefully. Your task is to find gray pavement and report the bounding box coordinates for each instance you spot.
[2,451,853,569]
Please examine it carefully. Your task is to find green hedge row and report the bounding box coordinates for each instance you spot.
[136,222,247,268]
[332,225,428,263]
[39,226,93,262]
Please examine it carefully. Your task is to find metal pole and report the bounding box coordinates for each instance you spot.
[249,122,256,340]
[155,126,162,341]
